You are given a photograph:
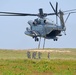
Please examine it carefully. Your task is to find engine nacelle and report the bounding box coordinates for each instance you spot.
[44,19,54,25]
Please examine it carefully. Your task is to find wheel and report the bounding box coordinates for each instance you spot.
[35,38,36,41]
[36,38,39,41]
[35,37,39,41]
[56,39,58,41]
[53,39,58,41]
[54,39,55,41]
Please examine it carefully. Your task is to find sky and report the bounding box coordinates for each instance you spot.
[0,0,76,49]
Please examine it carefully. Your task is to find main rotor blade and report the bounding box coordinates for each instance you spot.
[56,2,58,15]
[47,13,55,15]
[64,12,76,15]
[56,2,58,24]
[49,2,56,13]
[0,12,38,16]
[63,9,76,13]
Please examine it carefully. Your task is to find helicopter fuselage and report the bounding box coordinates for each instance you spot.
[0,1,75,49]
[25,18,65,41]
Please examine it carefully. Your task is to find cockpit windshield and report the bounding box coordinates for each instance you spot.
[33,18,40,25]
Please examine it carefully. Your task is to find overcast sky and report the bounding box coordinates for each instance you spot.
[0,0,76,49]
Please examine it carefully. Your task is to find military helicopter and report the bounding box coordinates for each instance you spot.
[0,2,76,49]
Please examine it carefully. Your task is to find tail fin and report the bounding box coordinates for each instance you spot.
[59,10,66,30]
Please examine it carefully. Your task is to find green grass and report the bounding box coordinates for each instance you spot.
[0,48,76,75]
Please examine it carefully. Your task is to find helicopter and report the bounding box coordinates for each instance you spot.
[0,2,76,49]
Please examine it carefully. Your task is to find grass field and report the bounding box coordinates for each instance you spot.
[0,48,76,75]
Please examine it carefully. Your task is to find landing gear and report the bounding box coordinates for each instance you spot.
[53,37,58,41]
[33,36,46,49]
[33,36,39,41]
[35,37,39,41]
[54,39,58,41]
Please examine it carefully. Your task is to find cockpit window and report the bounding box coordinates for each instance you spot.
[33,18,41,25]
